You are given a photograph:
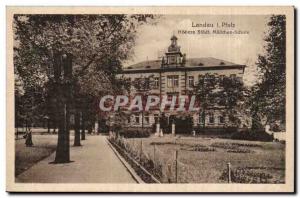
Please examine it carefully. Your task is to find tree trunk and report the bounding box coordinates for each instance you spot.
[142,111,144,129]
[54,101,70,163]
[202,108,206,129]
[25,119,28,132]
[16,126,19,139]
[97,120,101,134]
[74,110,81,146]
[88,125,92,134]
[53,52,71,163]
[54,76,71,163]
[81,112,86,140]
[52,119,57,133]
[47,119,50,133]
[199,107,206,130]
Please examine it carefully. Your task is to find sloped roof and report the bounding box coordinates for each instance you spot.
[124,57,243,71]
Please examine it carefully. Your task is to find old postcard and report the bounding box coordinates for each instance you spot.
[6,6,294,192]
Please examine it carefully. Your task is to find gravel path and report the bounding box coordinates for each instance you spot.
[16,135,137,183]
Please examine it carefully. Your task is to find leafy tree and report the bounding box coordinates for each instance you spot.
[218,76,247,127]
[250,15,286,129]
[14,14,155,163]
[194,74,246,129]
[193,74,217,129]
[131,75,155,128]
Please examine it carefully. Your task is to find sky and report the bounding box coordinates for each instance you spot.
[124,15,271,86]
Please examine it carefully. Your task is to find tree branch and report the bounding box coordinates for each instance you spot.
[76,18,124,76]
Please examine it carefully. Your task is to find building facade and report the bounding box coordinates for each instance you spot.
[118,35,250,131]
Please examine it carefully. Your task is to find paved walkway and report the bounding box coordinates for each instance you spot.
[16,135,137,183]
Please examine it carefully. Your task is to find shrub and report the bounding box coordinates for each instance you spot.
[211,142,238,150]
[119,130,150,138]
[211,143,257,152]
[187,146,216,152]
[171,115,194,134]
[279,140,286,145]
[220,167,273,183]
[230,131,273,142]
[109,138,160,183]
[227,149,253,153]
[195,127,238,135]
[151,123,156,133]
[150,141,186,146]
[139,153,163,180]
[231,143,262,148]
[251,117,264,131]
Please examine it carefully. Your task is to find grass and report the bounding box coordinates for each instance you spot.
[15,135,58,176]
[121,135,285,183]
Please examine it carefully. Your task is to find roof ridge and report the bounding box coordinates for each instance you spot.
[125,57,242,70]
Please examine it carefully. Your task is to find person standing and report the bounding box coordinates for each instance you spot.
[24,128,33,147]
[159,113,168,135]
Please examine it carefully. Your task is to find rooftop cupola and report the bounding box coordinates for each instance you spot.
[162,35,184,67]
[168,35,180,52]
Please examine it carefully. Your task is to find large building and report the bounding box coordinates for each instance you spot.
[118,35,250,131]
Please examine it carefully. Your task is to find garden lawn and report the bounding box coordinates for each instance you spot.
[122,135,285,183]
[15,134,58,176]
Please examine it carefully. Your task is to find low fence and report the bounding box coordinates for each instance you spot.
[109,136,284,183]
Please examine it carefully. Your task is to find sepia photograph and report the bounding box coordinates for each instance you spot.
[6,6,294,192]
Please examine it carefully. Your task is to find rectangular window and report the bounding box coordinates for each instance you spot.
[188,76,194,87]
[154,114,159,124]
[198,114,204,124]
[154,77,159,89]
[198,74,204,84]
[144,78,150,90]
[209,113,214,124]
[167,77,172,87]
[167,76,179,88]
[144,115,149,124]
[230,74,237,79]
[219,114,225,124]
[174,76,179,87]
[134,114,140,124]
